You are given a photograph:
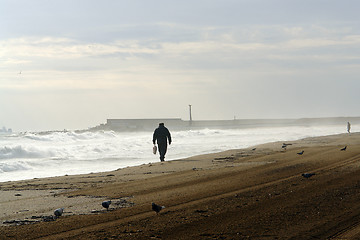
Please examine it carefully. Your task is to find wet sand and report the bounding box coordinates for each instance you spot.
[1,132,360,239]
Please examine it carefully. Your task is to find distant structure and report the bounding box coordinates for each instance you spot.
[189,105,192,126]
[105,118,185,131]
[0,126,12,133]
[88,117,360,132]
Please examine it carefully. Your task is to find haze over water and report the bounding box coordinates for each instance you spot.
[0,124,356,182]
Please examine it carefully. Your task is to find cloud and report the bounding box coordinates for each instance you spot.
[1,24,360,94]
[1,1,360,131]
[0,37,157,59]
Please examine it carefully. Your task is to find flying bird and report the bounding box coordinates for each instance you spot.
[54,208,64,217]
[340,146,347,151]
[297,150,304,155]
[102,200,112,210]
[302,173,315,179]
[152,202,165,214]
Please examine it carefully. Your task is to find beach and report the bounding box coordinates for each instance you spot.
[1,132,360,239]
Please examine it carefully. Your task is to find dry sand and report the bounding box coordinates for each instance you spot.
[1,132,360,239]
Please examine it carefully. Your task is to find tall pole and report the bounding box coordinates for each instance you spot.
[189,104,192,125]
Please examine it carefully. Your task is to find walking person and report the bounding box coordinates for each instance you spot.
[153,123,172,162]
[347,121,351,133]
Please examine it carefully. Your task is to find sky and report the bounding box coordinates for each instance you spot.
[1,0,360,131]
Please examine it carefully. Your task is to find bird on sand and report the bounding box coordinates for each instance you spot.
[152,203,165,214]
[54,208,64,217]
[297,150,304,155]
[282,143,292,149]
[340,146,347,151]
[302,173,315,179]
[102,200,112,210]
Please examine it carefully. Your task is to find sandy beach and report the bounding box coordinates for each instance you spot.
[1,132,360,239]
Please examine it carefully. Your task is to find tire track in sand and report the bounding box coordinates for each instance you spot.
[36,151,360,240]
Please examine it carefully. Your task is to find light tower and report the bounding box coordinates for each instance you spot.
[189,104,192,125]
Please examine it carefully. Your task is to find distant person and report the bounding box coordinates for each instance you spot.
[153,123,172,162]
[347,122,351,133]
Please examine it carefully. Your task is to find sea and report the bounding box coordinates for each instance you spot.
[0,124,357,182]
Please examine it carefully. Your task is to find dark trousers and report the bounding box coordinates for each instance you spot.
[158,143,168,161]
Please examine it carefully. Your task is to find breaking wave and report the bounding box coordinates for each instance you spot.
[0,124,355,182]
[0,145,53,159]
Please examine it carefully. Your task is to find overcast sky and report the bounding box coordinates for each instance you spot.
[1,0,360,131]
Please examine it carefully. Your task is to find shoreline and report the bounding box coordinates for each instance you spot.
[2,129,353,184]
[1,132,360,239]
[1,125,352,183]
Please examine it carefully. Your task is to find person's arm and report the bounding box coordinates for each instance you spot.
[153,130,157,144]
[167,130,172,145]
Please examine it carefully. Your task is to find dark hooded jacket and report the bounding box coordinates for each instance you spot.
[153,124,172,145]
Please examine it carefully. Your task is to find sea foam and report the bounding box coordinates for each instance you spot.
[0,124,356,182]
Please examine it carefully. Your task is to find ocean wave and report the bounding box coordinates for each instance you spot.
[20,130,118,143]
[24,134,52,141]
[0,145,53,159]
[0,125,352,182]
[0,161,30,173]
